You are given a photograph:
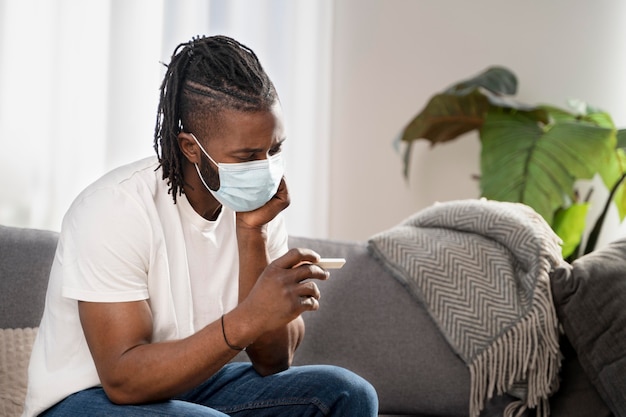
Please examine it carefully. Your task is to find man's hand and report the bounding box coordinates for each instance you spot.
[236,177,290,230]
[226,248,329,375]
[240,248,328,333]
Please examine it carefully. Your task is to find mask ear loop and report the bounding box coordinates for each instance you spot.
[194,163,215,192]
[189,133,220,192]
[190,133,220,167]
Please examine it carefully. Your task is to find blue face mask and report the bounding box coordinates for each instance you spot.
[190,133,284,212]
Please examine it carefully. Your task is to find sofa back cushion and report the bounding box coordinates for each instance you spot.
[0,225,58,328]
[288,236,473,416]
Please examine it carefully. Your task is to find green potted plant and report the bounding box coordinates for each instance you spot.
[398,66,626,261]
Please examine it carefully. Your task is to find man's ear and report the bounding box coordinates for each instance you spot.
[178,132,201,164]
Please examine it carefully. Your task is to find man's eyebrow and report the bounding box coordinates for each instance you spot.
[233,146,264,154]
[233,138,286,154]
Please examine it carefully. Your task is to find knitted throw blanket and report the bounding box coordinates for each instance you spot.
[368,199,563,417]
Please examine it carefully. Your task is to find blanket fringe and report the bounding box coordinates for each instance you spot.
[468,277,561,417]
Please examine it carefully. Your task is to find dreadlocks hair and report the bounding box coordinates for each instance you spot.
[153,35,278,202]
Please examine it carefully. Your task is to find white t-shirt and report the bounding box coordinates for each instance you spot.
[22,156,288,417]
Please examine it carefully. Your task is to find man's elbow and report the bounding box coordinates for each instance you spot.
[252,359,291,377]
[102,384,135,405]
[248,348,294,376]
[100,378,155,405]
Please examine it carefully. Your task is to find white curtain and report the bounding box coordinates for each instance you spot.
[0,0,332,238]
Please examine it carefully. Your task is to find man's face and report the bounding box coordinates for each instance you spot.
[195,101,286,192]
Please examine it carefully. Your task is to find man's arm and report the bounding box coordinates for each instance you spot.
[79,244,326,404]
[79,299,238,404]
[235,222,306,375]
[233,178,323,375]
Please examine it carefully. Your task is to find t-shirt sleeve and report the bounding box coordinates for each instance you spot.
[61,186,151,302]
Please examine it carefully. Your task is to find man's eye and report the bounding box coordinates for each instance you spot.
[233,151,257,161]
[269,145,282,156]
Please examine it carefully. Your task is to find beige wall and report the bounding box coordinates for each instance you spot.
[327,0,626,240]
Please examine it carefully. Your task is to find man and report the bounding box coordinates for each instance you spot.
[23,35,378,416]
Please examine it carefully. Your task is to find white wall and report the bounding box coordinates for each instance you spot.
[0,1,333,235]
[3,1,625,241]
[328,0,626,241]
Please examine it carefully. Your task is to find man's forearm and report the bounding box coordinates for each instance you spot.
[235,224,304,374]
[245,316,304,376]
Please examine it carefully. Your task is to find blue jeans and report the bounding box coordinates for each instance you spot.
[40,363,378,416]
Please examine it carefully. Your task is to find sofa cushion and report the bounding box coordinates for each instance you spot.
[288,236,470,416]
[548,336,613,417]
[0,225,58,328]
[0,327,37,417]
[550,238,626,417]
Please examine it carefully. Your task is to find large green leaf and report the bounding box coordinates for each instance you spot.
[400,87,490,146]
[398,67,550,177]
[537,105,621,194]
[400,67,547,146]
[445,66,517,95]
[553,203,589,259]
[479,112,615,225]
[617,129,626,149]
[613,149,626,220]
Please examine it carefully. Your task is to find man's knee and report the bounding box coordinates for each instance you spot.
[296,365,379,415]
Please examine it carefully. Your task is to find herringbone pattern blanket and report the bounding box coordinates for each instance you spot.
[368,199,563,417]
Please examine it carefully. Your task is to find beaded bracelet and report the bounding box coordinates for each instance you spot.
[221,314,246,351]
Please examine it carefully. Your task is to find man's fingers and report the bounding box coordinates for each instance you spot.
[292,262,329,284]
[294,282,321,312]
[271,247,321,270]
[272,177,290,206]
[299,296,319,310]
[297,281,320,300]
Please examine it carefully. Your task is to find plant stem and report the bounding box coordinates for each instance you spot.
[583,172,626,255]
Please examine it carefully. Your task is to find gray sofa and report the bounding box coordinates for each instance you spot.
[0,224,622,416]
